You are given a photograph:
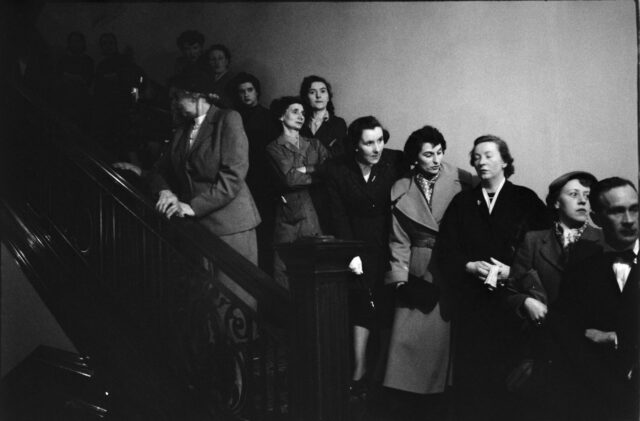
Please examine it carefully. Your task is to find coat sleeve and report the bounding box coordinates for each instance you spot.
[435,195,470,288]
[189,110,249,216]
[325,166,354,240]
[503,232,547,317]
[386,207,412,285]
[147,139,174,196]
[266,143,314,190]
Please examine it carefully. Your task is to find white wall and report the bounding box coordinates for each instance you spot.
[39,1,638,198]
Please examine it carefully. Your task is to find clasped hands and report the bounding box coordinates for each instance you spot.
[156,189,195,219]
[465,258,510,280]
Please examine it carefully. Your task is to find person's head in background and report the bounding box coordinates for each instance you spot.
[176,30,205,63]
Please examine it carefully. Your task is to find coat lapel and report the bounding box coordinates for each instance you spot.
[429,162,461,223]
[187,106,218,158]
[539,229,564,272]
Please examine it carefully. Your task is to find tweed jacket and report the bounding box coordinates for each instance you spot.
[148,106,260,236]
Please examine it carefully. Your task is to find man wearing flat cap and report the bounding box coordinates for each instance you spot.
[149,66,261,266]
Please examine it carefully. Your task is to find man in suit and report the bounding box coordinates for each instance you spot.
[149,66,261,266]
[557,176,638,421]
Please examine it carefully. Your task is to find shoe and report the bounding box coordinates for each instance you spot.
[349,377,369,400]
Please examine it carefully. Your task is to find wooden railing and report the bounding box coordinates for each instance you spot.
[2,82,360,420]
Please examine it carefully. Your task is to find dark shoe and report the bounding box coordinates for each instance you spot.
[349,378,369,401]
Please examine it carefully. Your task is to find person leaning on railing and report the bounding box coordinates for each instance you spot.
[147,65,261,264]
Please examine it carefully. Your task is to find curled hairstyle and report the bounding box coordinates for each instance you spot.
[206,44,231,62]
[176,30,204,48]
[347,116,388,151]
[299,75,335,116]
[469,135,515,178]
[589,177,637,214]
[232,72,261,97]
[404,126,447,163]
[270,96,304,120]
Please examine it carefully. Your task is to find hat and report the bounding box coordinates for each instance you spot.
[546,171,598,208]
[172,64,215,95]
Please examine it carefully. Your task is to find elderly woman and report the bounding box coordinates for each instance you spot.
[437,135,551,421]
[299,75,347,158]
[382,126,472,419]
[148,67,260,264]
[201,44,235,108]
[503,171,604,420]
[324,116,404,396]
[266,96,329,288]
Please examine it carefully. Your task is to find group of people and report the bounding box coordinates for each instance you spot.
[44,28,638,421]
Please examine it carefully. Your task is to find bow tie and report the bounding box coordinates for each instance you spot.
[606,249,638,264]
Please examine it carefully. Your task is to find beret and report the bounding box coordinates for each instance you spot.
[546,171,597,208]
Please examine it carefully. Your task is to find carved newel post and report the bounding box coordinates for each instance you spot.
[277,236,362,421]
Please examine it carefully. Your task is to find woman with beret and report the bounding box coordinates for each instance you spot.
[382,126,473,419]
[503,171,604,420]
[266,96,329,288]
[324,116,404,397]
[436,135,551,421]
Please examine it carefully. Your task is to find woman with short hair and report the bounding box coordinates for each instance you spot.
[324,116,404,396]
[437,135,551,421]
[503,171,604,420]
[266,96,329,288]
[382,126,473,419]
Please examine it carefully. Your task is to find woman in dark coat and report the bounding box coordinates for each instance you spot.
[266,96,329,288]
[231,72,279,275]
[383,126,473,420]
[324,116,404,395]
[436,135,551,421]
[503,171,604,420]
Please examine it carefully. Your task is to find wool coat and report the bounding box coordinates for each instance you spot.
[383,162,473,394]
[148,106,261,238]
[324,149,405,326]
[436,180,551,420]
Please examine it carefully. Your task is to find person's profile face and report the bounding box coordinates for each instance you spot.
[555,179,591,227]
[594,185,639,249]
[280,103,305,131]
[356,126,385,166]
[416,142,444,176]
[237,82,258,107]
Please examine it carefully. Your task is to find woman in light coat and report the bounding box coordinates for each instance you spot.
[383,126,473,419]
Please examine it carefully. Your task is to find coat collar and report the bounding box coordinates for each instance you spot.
[538,224,604,272]
[275,133,312,156]
[392,162,460,232]
[185,105,221,157]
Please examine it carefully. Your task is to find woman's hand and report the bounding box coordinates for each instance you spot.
[585,329,618,349]
[465,260,492,280]
[156,190,178,214]
[165,201,195,219]
[523,297,547,325]
[490,257,511,280]
[295,166,307,174]
[112,162,142,176]
[348,256,364,275]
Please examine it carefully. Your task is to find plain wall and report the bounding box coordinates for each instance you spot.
[38,1,638,198]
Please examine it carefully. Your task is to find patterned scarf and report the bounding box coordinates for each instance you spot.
[554,221,588,252]
[415,170,440,209]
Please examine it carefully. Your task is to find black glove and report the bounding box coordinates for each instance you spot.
[396,275,440,313]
